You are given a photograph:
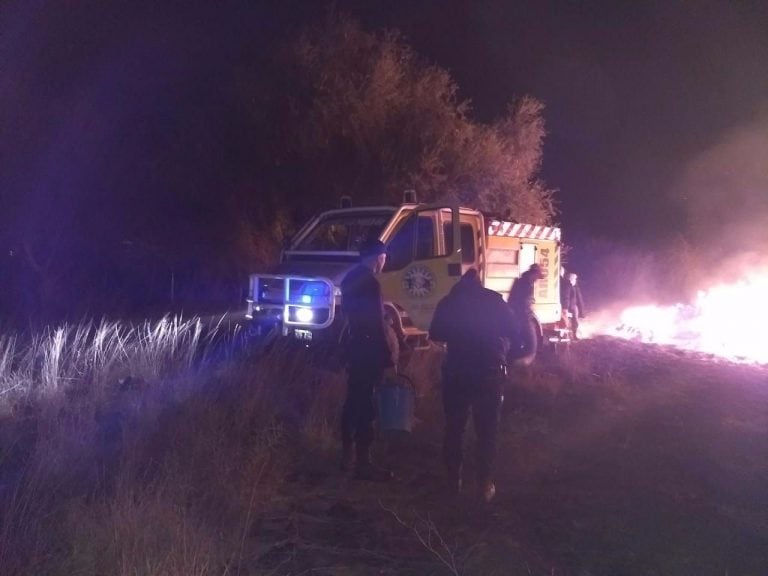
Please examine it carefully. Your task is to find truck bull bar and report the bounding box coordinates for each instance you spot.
[246,274,337,332]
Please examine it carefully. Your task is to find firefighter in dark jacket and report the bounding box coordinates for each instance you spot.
[563,272,586,340]
[559,267,568,310]
[339,238,394,481]
[430,269,517,503]
[507,263,545,361]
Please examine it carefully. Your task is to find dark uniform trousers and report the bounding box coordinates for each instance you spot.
[568,304,582,337]
[442,366,505,485]
[341,341,384,461]
[511,308,538,359]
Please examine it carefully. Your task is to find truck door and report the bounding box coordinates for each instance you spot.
[378,205,462,331]
[443,210,485,278]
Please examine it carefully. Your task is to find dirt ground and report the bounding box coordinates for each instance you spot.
[262,337,768,576]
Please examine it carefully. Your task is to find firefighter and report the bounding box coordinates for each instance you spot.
[339,238,395,481]
[564,272,586,340]
[559,266,571,332]
[429,269,517,503]
[559,267,568,310]
[507,263,545,360]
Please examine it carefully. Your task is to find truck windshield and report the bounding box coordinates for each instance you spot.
[292,210,395,252]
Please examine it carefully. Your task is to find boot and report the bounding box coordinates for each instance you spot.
[446,463,463,494]
[478,481,496,504]
[339,441,353,472]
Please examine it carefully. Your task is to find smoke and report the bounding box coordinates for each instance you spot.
[583,114,768,352]
[574,113,768,317]
[672,112,768,279]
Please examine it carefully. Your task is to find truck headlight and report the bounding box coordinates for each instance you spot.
[295,307,314,323]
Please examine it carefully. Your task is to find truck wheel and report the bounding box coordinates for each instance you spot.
[508,314,540,367]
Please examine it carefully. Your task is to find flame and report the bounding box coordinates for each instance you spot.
[593,271,768,364]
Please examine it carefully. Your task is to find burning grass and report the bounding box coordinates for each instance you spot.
[587,267,768,364]
[0,319,766,575]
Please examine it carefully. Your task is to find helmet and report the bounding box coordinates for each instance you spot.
[359,238,387,258]
[529,263,544,276]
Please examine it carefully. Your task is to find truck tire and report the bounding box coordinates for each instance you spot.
[509,313,540,367]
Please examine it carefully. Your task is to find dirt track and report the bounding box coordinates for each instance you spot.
[269,336,768,575]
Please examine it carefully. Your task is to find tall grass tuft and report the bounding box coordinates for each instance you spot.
[0,316,350,575]
[0,334,19,397]
[0,316,248,574]
[0,316,209,403]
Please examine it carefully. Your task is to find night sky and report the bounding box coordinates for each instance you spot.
[2,0,767,249]
[343,0,768,246]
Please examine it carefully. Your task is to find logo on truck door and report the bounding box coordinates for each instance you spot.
[403,265,435,298]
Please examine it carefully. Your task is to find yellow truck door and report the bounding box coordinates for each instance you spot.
[378,205,462,331]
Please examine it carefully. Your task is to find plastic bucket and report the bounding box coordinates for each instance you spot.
[376,376,415,432]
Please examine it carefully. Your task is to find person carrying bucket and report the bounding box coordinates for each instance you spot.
[429,268,517,503]
[339,238,396,481]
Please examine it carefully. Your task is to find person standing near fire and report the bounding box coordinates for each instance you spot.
[430,269,517,503]
[339,238,395,481]
[559,267,569,311]
[563,272,586,340]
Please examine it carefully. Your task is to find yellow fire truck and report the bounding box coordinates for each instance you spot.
[246,199,564,352]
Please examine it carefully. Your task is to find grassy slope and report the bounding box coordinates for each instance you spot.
[0,323,766,575]
[267,339,768,576]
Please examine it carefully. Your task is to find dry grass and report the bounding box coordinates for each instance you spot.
[0,317,207,400]
[1,322,766,575]
[0,317,259,575]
